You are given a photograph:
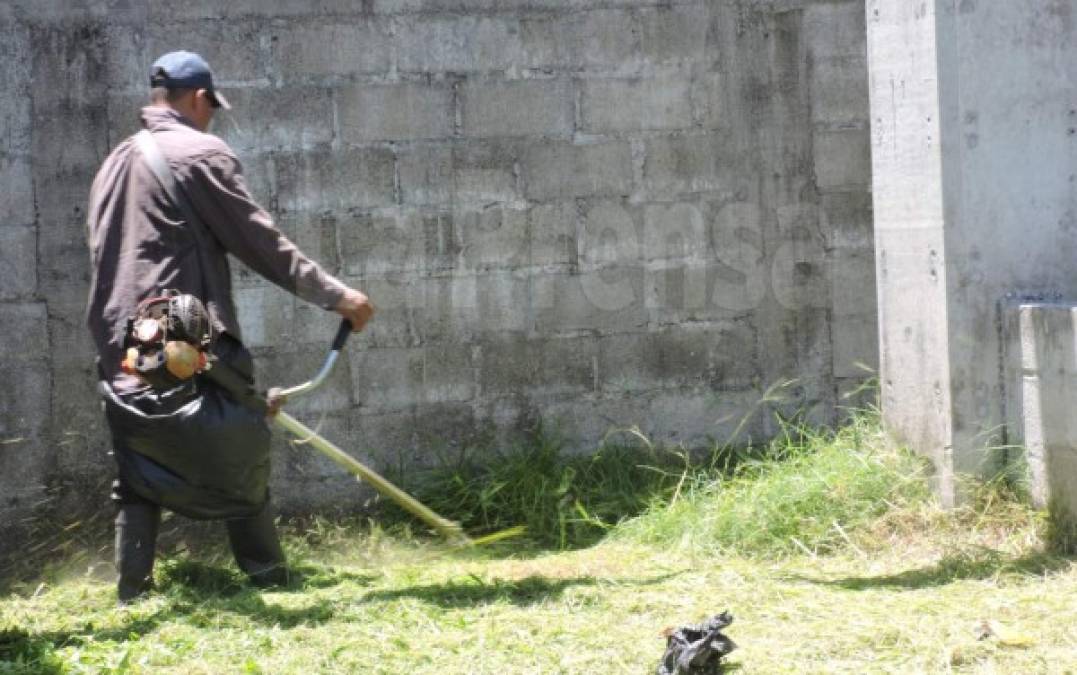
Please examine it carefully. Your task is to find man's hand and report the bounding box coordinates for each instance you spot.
[335,287,375,332]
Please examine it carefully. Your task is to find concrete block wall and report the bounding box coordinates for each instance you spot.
[0,0,876,527]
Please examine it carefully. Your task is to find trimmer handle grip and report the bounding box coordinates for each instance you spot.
[331,318,353,352]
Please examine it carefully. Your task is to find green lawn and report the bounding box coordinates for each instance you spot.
[3,415,1076,673]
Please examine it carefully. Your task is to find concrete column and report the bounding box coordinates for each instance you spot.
[867,0,1077,505]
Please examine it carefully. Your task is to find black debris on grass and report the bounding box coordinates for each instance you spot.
[656,611,737,675]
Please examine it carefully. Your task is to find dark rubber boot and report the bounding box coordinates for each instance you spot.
[114,502,161,603]
[226,500,288,588]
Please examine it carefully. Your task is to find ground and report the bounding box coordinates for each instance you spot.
[2,534,1075,674]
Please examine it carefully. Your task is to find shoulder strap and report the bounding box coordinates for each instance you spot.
[134,129,221,328]
[134,129,210,250]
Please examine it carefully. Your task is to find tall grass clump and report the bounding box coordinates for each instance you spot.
[384,430,682,549]
[614,411,935,557]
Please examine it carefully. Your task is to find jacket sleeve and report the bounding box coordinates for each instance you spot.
[184,149,347,310]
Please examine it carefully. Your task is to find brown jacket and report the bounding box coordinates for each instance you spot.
[86,106,346,391]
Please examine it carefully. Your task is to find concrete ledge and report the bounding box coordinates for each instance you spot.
[1003,302,1077,529]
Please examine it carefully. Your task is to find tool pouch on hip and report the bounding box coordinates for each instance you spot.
[103,334,271,520]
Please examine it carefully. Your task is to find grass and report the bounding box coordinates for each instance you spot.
[3,410,1076,674]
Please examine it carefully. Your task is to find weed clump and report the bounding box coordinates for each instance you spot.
[386,430,681,549]
[615,412,935,557]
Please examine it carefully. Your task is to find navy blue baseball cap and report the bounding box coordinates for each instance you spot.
[149,51,231,110]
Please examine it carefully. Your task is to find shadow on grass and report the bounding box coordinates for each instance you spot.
[789,550,1073,590]
[0,558,379,667]
[363,570,685,609]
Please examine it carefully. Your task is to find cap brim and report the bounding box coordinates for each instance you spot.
[208,90,231,111]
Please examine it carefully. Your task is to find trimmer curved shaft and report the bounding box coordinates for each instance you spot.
[269,319,471,545]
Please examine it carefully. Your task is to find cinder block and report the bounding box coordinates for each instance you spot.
[642,202,708,263]
[411,401,494,456]
[578,200,641,270]
[342,407,417,470]
[804,2,867,61]
[268,212,341,278]
[0,226,36,300]
[33,182,96,296]
[0,302,48,360]
[831,312,880,378]
[422,340,478,403]
[270,20,392,79]
[820,191,873,249]
[461,79,573,138]
[478,335,596,396]
[338,209,428,277]
[694,71,729,131]
[810,55,869,127]
[642,133,744,197]
[215,86,334,152]
[520,9,640,72]
[581,78,693,133]
[422,271,530,340]
[528,202,577,269]
[397,16,522,72]
[0,157,34,227]
[456,206,529,273]
[274,145,396,212]
[532,268,647,335]
[596,322,757,394]
[0,24,31,155]
[644,389,763,447]
[771,234,831,311]
[830,248,877,319]
[521,141,633,200]
[106,21,268,93]
[453,140,520,204]
[44,289,97,362]
[32,104,110,177]
[0,365,50,438]
[0,435,50,517]
[30,23,108,105]
[339,83,453,143]
[398,143,455,207]
[639,3,709,65]
[348,346,425,412]
[813,128,871,191]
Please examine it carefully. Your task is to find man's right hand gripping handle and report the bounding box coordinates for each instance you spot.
[334,287,374,332]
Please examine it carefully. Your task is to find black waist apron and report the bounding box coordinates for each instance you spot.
[101,337,271,520]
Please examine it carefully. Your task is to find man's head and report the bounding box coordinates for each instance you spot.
[148,51,230,132]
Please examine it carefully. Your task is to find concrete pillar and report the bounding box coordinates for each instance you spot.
[867,0,1077,505]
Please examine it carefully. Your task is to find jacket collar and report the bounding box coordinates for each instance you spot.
[140,105,200,132]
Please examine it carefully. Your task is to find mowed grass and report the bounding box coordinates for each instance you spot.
[3,413,1076,674]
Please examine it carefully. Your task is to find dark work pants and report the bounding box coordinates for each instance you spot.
[112,479,287,602]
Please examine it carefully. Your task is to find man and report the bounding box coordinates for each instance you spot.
[85,51,374,602]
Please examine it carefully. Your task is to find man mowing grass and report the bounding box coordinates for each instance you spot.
[85,51,374,603]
